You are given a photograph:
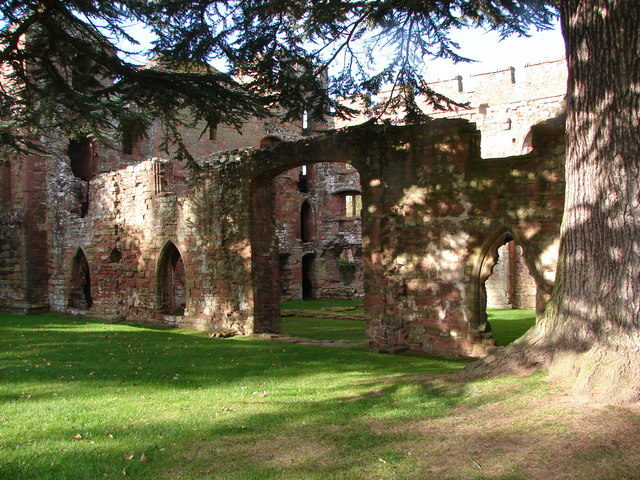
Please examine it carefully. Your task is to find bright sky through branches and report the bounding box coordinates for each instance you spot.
[423,20,565,81]
[120,19,565,82]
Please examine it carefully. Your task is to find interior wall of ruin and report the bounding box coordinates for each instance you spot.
[247,117,565,356]
[274,161,364,301]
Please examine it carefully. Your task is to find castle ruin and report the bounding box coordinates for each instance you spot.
[0,59,567,356]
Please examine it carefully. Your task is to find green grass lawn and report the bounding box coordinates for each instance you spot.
[281,316,367,343]
[487,309,536,346]
[281,301,535,346]
[281,299,363,311]
[0,313,467,480]
[1,313,639,479]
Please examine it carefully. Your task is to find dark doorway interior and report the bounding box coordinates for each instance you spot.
[158,242,186,315]
[302,253,315,300]
[69,249,92,309]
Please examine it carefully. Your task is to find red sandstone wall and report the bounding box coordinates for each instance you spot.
[337,59,567,159]
[274,161,364,301]
[247,118,564,357]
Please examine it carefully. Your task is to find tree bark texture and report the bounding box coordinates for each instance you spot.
[468,0,640,403]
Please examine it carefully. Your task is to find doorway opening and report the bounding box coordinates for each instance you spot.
[157,241,186,315]
[69,249,92,309]
[479,233,538,346]
[302,253,315,300]
[251,161,366,342]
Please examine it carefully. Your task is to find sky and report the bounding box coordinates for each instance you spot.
[421,20,566,81]
[119,19,566,82]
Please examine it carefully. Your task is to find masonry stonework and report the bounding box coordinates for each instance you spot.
[0,60,568,357]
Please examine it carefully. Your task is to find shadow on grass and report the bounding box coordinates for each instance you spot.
[0,313,569,480]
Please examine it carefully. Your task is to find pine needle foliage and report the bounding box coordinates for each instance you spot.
[0,0,557,163]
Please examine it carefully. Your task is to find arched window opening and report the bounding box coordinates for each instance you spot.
[298,165,309,192]
[302,253,315,300]
[521,129,534,154]
[302,110,309,130]
[479,234,537,346]
[68,138,96,181]
[300,200,313,242]
[69,249,92,309]
[157,242,186,315]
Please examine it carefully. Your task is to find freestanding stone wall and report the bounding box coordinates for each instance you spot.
[2,116,564,358]
[243,117,564,356]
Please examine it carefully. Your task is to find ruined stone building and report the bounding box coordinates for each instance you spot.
[279,58,567,309]
[0,58,567,357]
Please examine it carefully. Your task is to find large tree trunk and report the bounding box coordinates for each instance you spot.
[468,0,640,403]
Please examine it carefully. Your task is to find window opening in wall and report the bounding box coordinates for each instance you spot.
[344,194,362,218]
[121,119,146,155]
[300,199,313,242]
[68,138,96,181]
[109,248,122,263]
[157,242,186,315]
[521,129,534,154]
[301,253,315,300]
[69,249,93,309]
[339,249,357,284]
[208,122,218,141]
[302,110,309,130]
[153,162,164,194]
[298,165,309,192]
[480,235,538,347]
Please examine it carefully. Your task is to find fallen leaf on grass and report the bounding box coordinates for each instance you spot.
[124,454,133,460]
[140,453,148,462]
[72,434,82,440]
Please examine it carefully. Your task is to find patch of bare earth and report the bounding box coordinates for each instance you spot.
[375,376,640,479]
[157,374,640,479]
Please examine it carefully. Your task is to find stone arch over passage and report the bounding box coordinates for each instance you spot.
[239,119,564,355]
[247,128,373,334]
[470,228,547,341]
[69,248,92,309]
[156,241,186,315]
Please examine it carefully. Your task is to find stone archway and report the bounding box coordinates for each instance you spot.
[69,248,92,309]
[203,118,565,356]
[156,241,186,315]
[470,228,549,345]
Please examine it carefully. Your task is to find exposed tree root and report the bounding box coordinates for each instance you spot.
[466,317,640,404]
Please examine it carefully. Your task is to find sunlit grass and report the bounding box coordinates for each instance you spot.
[1,313,637,479]
[487,309,536,346]
[0,313,467,479]
[281,316,366,343]
[281,299,363,310]
[281,301,534,347]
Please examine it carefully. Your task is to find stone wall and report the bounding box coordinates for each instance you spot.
[337,59,567,158]
[246,117,565,356]
[274,161,364,301]
[0,154,49,313]
[1,115,564,357]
